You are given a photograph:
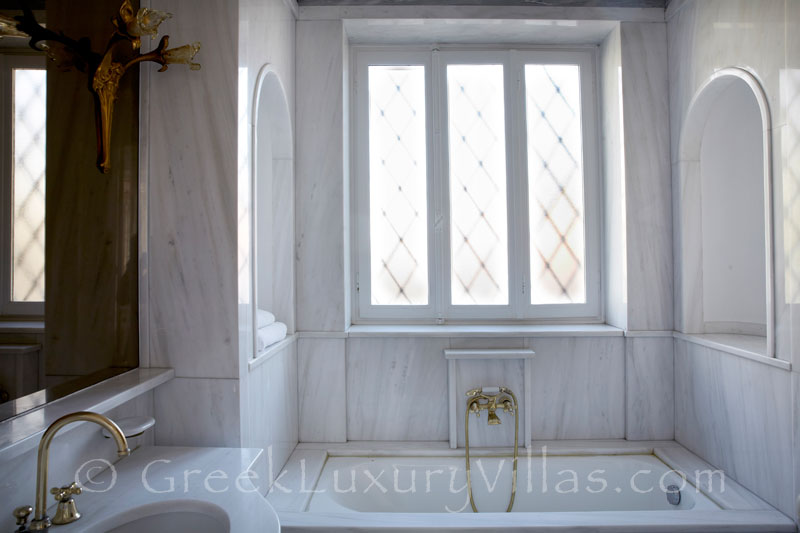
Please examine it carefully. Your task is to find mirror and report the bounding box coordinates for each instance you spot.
[0,0,139,420]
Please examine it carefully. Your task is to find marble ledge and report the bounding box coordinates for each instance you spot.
[674,332,791,371]
[248,333,298,372]
[298,4,666,23]
[0,368,174,461]
[296,439,682,457]
[345,324,623,338]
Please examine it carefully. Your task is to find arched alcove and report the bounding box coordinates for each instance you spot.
[677,68,774,356]
[252,66,294,353]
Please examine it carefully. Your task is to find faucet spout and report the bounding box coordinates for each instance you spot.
[29,411,129,531]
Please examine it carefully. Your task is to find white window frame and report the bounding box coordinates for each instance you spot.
[352,45,602,324]
[0,54,46,317]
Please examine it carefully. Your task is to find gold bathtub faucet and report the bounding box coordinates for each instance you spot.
[464,386,519,513]
[466,387,515,425]
[12,411,130,531]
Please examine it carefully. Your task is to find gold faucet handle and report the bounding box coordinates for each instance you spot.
[13,505,33,527]
[51,482,82,502]
[465,388,482,397]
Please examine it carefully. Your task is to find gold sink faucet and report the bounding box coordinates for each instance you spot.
[13,411,130,531]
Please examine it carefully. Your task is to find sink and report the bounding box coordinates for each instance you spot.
[84,500,230,533]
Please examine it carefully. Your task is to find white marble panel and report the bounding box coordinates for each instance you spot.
[346,337,448,441]
[526,337,625,440]
[620,21,673,331]
[674,339,794,516]
[245,342,299,473]
[600,25,627,330]
[147,0,240,379]
[298,338,346,442]
[154,377,241,447]
[296,20,348,332]
[667,0,786,164]
[625,336,674,440]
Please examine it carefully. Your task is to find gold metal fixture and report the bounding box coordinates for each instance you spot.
[465,386,519,513]
[13,505,33,532]
[10,0,201,173]
[23,411,130,531]
[50,482,82,525]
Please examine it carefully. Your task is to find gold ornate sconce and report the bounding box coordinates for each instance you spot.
[10,0,201,173]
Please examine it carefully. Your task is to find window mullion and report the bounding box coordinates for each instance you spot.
[506,51,525,320]
[431,48,447,323]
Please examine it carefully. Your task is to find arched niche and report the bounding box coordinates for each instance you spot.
[252,66,294,347]
[677,67,774,356]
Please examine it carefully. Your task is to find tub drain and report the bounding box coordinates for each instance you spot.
[666,485,681,506]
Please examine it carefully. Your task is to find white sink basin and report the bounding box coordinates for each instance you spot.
[86,500,230,533]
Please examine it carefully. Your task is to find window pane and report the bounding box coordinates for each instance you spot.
[368,65,428,305]
[525,64,585,305]
[12,68,46,302]
[447,64,508,306]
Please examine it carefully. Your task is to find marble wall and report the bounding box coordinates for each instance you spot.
[298,335,629,443]
[674,339,793,517]
[666,0,800,521]
[144,0,300,468]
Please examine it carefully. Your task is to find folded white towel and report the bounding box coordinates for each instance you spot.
[257,321,287,352]
[257,309,276,329]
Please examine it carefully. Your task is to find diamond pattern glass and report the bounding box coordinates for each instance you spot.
[368,65,429,305]
[12,68,46,302]
[447,64,508,306]
[525,64,585,305]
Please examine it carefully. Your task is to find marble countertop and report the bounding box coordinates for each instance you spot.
[53,446,279,533]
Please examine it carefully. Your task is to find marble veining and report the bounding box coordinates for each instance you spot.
[154,377,241,447]
[527,337,625,439]
[625,337,674,440]
[296,20,348,332]
[298,338,347,442]
[346,337,449,441]
[620,21,674,332]
[674,339,794,516]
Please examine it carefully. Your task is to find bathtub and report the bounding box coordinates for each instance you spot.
[268,441,796,532]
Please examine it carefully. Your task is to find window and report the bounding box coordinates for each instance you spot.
[353,48,600,323]
[1,55,46,316]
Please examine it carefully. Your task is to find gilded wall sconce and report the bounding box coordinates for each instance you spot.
[11,0,201,173]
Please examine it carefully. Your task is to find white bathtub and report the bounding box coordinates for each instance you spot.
[308,455,716,514]
[268,442,797,532]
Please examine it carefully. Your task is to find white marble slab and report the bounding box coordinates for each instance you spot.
[346,337,449,441]
[620,21,673,332]
[147,0,240,380]
[244,341,299,473]
[296,20,348,332]
[154,377,241,447]
[674,339,794,517]
[625,337,674,440]
[266,449,328,510]
[298,338,347,442]
[347,324,623,337]
[527,337,625,440]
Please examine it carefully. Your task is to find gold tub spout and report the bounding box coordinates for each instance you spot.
[28,411,130,531]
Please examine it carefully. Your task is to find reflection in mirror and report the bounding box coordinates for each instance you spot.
[0,0,139,420]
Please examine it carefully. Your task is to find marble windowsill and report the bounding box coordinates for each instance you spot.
[674,332,791,371]
[248,333,298,372]
[345,324,624,338]
[0,367,174,461]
